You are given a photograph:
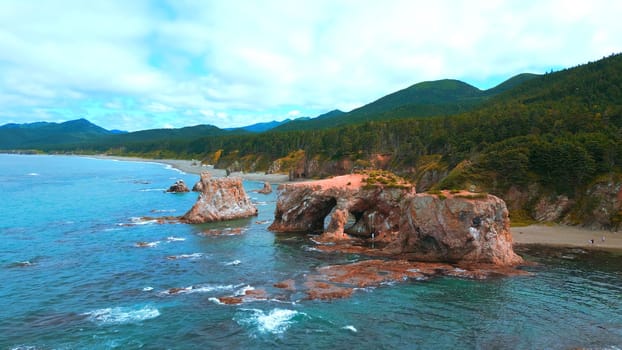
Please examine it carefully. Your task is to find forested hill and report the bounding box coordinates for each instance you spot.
[0,118,112,149]
[273,74,540,131]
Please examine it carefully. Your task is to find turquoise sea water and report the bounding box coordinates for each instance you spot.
[1,154,622,349]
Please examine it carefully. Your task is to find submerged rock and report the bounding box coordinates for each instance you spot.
[166,180,190,193]
[181,172,257,223]
[269,174,522,266]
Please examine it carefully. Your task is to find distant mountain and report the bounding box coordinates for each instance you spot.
[0,118,113,149]
[273,110,344,132]
[227,119,299,133]
[272,75,540,131]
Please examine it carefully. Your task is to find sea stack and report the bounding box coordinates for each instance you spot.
[166,179,190,193]
[181,172,258,223]
[256,181,273,194]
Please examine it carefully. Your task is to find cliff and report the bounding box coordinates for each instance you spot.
[181,172,257,223]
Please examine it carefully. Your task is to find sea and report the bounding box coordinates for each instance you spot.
[1,154,622,349]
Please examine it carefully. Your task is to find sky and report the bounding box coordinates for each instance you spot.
[0,1,621,131]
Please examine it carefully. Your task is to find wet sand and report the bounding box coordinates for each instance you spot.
[88,155,290,183]
[512,224,622,251]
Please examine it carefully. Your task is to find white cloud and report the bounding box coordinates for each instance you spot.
[0,0,621,131]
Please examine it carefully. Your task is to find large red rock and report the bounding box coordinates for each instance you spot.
[181,172,257,223]
[269,174,522,266]
[393,191,522,265]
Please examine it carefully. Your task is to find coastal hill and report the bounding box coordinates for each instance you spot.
[0,118,112,149]
[272,74,539,131]
[2,53,621,229]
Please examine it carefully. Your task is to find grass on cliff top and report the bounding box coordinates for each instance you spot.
[359,169,412,189]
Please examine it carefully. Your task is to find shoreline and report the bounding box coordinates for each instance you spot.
[10,153,621,251]
[511,224,622,252]
[86,154,291,184]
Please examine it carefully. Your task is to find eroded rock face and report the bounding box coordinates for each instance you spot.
[269,174,522,266]
[268,174,412,242]
[181,172,257,223]
[394,192,523,265]
[166,180,190,193]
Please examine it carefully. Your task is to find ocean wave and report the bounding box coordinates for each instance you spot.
[26,172,40,176]
[138,188,167,192]
[135,241,160,248]
[160,283,238,296]
[164,165,186,174]
[151,209,177,213]
[123,217,159,226]
[166,252,205,260]
[235,308,306,335]
[225,259,241,266]
[7,260,34,268]
[83,305,160,325]
[342,325,358,333]
[10,345,40,350]
[234,285,255,296]
[165,236,186,242]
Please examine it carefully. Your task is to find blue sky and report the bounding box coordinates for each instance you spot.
[0,0,621,131]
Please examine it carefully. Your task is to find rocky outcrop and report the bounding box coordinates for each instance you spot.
[191,179,203,192]
[393,192,522,265]
[567,175,622,230]
[255,182,272,194]
[269,174,522,266]
[166,180,190,193]
[181,172,257,223]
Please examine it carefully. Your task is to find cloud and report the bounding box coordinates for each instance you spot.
[0,0,621,130]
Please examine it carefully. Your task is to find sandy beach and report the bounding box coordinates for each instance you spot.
[511,224,622,251]
[88,155,290,183]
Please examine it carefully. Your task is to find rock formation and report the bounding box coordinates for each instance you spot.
[191,179,203,192]
[269,173,522,266]
[255,181,272,194]
[181,172,257,223]
[166,179,189,193]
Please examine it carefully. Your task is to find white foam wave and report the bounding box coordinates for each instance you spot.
[83,305,160,325]
[342,325,358,333]
[234,285,255,296]
[142,286,154,292]
[10,345,39,350]
[125,217,159,225]
[166,236,186,242]
[26,172,40,176]
[167,253,204,260]
[164,165,185,174]
[225,259,241,266]
[138,188,167,192]
[160,284,237,295]
[209,297,224,305]
[151,209,177,213]
[135,241,160,248]
[236,308,304,335]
